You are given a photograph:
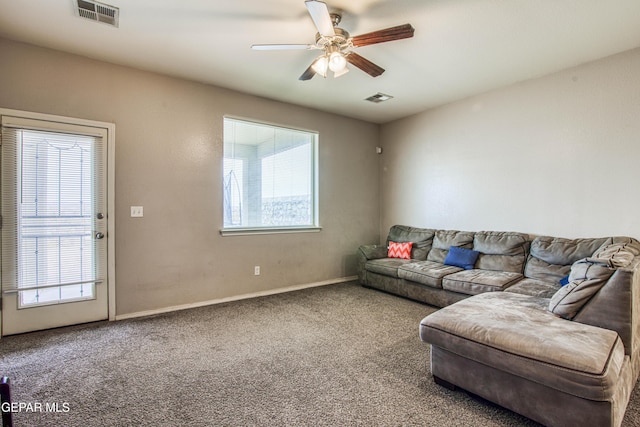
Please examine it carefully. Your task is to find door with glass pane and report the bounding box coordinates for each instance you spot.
[1,116,108,335]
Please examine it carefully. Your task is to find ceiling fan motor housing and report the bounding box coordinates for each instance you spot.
[315,27,350,51]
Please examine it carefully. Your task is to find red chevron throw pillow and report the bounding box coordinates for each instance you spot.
[388,241,413,260]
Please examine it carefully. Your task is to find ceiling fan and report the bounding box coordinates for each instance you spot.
[251,0,415,80]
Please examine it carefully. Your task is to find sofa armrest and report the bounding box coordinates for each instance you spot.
[358,244,388,260]
[356,244,387,284]
[573,257,640,357]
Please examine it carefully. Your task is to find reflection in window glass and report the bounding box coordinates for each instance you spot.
[223,118,317,230]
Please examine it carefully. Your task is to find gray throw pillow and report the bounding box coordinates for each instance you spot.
[548,258,614,320]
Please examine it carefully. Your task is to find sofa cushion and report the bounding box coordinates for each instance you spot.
[386,225,435,260]
[387,241,413,259]
[442,270,523,295]
[505,278,561,299]
[548,259,615,320]
[420,292,625,401]
[427,230,475,263]
[473,231,530,273]
[365,258,415,278]
[444,246,479,270]
[524,236,608,283]
[398,261,463,288]
[590,237,640,268]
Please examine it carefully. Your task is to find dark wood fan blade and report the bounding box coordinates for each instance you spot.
[346,52,385,77]
[299,64,316,81]
[351,24,415,47]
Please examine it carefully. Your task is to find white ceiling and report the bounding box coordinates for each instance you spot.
[1,0,640,124]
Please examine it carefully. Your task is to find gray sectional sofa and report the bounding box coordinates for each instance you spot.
[356,225,640,427]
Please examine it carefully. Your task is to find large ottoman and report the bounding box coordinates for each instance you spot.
[419,292,633,427]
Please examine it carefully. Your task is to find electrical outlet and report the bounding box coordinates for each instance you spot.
[254,266,260,276]
[130,206,143,217]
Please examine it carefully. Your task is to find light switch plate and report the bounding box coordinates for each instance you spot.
[130,206,143,217]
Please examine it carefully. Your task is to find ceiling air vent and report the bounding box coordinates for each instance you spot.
[365,93,394,103]
[74,0,119,27]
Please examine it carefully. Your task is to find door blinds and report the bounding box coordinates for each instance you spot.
[1,116,106,298]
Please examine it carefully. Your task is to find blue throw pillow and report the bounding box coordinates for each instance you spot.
[444,246,480,270]
[560,275,570,286]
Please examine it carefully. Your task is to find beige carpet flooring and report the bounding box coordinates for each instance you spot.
[1,282,639,426]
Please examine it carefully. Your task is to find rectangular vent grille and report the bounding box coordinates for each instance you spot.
[365,93,394,103]
[75,0,119,27]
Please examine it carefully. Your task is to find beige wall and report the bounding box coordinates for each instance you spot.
[0,38,380,316]
[380,47,640,240]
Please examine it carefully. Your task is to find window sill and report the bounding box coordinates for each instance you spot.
[220,226,322,236]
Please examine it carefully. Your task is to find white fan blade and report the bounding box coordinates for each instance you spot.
[305,1,335,37]
[251,44,318,51]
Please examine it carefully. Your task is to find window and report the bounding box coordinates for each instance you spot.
[222,117,319,234]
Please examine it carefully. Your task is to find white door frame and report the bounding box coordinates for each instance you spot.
[0,108,116,333]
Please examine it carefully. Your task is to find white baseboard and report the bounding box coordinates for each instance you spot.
[114,276,357,321]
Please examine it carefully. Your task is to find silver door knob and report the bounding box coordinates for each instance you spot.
[95,232,105,239]
[97,213,105,219]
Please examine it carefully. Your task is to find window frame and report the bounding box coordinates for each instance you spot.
[220,116,321,236]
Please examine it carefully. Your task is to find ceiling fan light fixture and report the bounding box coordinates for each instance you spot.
[333,65,349,78]
[328,51,347,72]
[311,55,329,77]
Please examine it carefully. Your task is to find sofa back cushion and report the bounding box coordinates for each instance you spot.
[590,237,640,268]
[427,230,475,263]
[473,231,530,273]
[386,225,435,260]
[524,236,608,283]
[548,258,615,320]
